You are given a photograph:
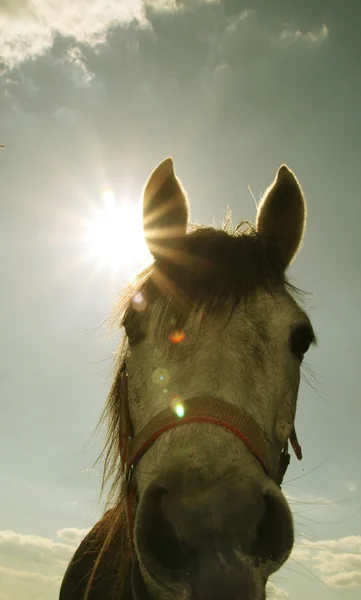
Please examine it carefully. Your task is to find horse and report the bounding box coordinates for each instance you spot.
[59,158,316,600]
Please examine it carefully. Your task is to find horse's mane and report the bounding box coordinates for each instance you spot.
[85,220,303,598]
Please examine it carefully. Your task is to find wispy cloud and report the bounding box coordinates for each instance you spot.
[301,536,361,552]
[63,46,94,85]
[278,24,329,45]
[347,481,358,492]
[0,0,178,70]
[267,582,289,599]
[56,527,90,545]
[0,530,74,567]
[0,564,57,585]
[224,9,251,35]
[1,1,329,74]
[291,535,361,589]
[324,570,361,588]
[0,527,86,600]
[286,489,340,508]
[0,528,86,598]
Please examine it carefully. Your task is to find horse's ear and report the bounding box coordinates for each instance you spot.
[256,165,306,269]
[143,158,189,261]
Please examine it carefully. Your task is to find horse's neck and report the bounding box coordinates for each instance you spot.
[59,508,133,600]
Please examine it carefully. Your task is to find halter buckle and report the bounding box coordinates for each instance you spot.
[126,463,134,484]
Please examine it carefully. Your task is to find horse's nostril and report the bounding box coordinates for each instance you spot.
[253,494,292,563]
[137,485,197,574]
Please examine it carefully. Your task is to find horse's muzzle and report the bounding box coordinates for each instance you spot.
[134,468,293,597]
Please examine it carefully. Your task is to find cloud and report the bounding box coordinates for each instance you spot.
[0,564,57,585]
[324,570,361,588]
[315,550,361,575]
[0,0,178,70]
[56,527,90,545]
[0,1,330,73]
[62,46,94,85]
[0,528,89,599]
[278,24,329,45]
[286,489,339,509]
[224,9,252,35]
[0,0,331,127]
[300,536,361,553]
[290,535,361,589]
[0,530,74,567]
[266,582,289,599]
[347,481,357,492]
[0,528,86,598]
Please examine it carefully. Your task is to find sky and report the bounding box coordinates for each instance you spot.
[0,0,360,598]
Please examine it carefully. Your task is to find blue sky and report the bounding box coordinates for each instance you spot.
[0,1,360,598]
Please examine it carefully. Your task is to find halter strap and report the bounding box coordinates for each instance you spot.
[123,396,278,481]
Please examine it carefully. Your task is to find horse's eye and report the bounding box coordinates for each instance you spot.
[124,308,147,345]
[290,324,315,361]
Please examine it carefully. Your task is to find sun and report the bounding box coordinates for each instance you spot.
[84,185,153,273]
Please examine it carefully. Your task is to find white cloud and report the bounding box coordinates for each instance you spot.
[278,23,329,45]
[347,481,357,492]
[289,544,312,563]
[63,46,94,84]
[147,0,178,8]
[286,489,339,508]
[300,536,361,553]
[291,535,361,589]
[0,528,85,599]
[0,530,74,567]
[56,527,90,545]
[0,1,330,76]
[314,550,361,575]
[0,0,177,70]
[266,582,289,599]
[324,570,361,588]
[0,528,89,599]
[224,9,252,35]
[0,564,57,584]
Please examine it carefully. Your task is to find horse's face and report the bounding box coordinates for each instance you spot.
[124,159,315,600]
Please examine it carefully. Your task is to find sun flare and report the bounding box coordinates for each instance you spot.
[84,185,152,273]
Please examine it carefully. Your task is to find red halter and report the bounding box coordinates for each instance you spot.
[118,370,302,554]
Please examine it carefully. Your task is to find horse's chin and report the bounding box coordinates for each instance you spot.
[131,557,267,600]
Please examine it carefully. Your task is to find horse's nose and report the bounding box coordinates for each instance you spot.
[136,483,197,574]
[135,471,293,578]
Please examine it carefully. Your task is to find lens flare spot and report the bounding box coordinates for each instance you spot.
[175,403,185,418]
[169,330,186,344]
[170,396,185,418]
[132,292,147,312]
[152,368,169,387]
